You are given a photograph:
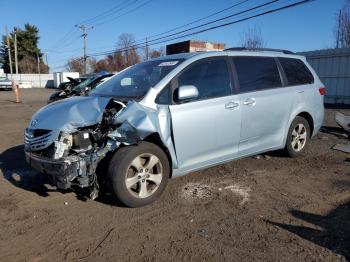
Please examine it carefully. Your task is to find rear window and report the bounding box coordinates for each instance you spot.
[278,57,314,86]
[233,56,282,93]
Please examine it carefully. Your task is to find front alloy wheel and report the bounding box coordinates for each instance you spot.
[126,154,163,199]
[108,142,169,207]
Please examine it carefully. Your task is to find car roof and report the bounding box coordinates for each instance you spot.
[150,52,200,61]
[150,50,306,62]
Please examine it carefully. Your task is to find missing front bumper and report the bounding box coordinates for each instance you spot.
[25,152,80,190]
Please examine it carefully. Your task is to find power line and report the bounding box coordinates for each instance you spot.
[137,0,250,41]
[78,0,140,25]
[47,27,79,51]
[88,0,315,58]
[52,0,315,68]
[47,0,148,53]
[134,0,281,47]
[89,0,283,56]
[46,0,250,55]
[93,0,156,27]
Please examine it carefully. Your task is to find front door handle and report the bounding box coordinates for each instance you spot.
[225,101,240,110]
[243,98,256,106]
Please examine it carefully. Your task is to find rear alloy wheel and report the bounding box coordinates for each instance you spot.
[291,123,307,152]
[285,116,310,157]
[108,142,169,207]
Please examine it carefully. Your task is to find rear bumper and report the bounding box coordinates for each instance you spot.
[25,151,80,189]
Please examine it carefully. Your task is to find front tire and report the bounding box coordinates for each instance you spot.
[107,142,169,207]
[284,116,310,157]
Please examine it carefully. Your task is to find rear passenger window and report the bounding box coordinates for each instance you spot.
[279,57,314,85]
[175,58,231,101]
[233,57,282,93]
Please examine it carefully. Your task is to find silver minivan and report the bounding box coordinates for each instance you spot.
[25,48,325,207]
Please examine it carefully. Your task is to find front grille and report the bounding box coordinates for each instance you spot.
[24,128,58,151]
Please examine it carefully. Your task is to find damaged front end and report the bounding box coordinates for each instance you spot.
[24,95,177,199]
[24,96,123,197]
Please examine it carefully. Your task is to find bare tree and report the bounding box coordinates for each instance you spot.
[89,52,125,73]
[117,33,140,67]
[18,55,48,73]
[149,47,165,59]
[335,1,350,48]
[240,25,265,49]
[87,33,149,73]
[66,58,85,74]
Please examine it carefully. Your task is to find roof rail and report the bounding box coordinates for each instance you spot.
[224,47,294,55]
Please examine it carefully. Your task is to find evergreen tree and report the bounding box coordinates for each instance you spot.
[0,23,48,73]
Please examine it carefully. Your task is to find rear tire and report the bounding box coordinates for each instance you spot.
[107,142,169,207]
[284,116,310,157]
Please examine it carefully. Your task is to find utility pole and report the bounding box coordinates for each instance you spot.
[4,25,13,76]
[76,24,93,75]
[44,52,49,72]
[14,28,18,74]
[145,37,149,60]
[336,10,342,48]
[37,54,41,74]
[37,54,42,88]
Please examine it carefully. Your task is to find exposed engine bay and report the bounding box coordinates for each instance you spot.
[24,96,177,199]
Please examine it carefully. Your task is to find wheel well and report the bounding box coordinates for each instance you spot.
[297,112,314,136]
[143,133,173,178]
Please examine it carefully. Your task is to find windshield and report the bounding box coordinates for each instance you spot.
[74,77,95,90]
[90,59,184,99]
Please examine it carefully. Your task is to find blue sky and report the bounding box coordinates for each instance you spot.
[0,0,346,71]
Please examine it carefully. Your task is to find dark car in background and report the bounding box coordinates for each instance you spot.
[48,73,114,103]
[57,77,87,90]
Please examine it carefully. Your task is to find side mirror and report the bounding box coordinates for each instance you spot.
[176,85,199,102]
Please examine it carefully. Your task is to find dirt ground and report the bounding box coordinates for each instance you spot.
[0,89,349,262]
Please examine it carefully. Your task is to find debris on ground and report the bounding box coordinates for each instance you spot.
[182,182,251,206]
[182,183,212,200]
[332,112,350,154]
[335,111,350,132]
[332,144,350,154]
[224,184,251,205]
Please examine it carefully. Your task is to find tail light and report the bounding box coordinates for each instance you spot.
[318,87,326,96]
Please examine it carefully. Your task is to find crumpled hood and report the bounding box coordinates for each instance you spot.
[29,96,111,133]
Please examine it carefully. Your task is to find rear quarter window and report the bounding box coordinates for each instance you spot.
[278,57,314,86]
[233,56,282,93]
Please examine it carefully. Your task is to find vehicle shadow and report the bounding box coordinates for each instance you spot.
[0,145,54,197]
[265,201,350,260]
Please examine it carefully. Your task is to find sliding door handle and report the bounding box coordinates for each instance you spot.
[243,98,256,106]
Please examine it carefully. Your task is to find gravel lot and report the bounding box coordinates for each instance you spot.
[0,89,349,262]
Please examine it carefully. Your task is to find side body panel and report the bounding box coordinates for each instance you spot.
[142,52,324,177]
[237,87,296,156]
[169,95,241,173]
